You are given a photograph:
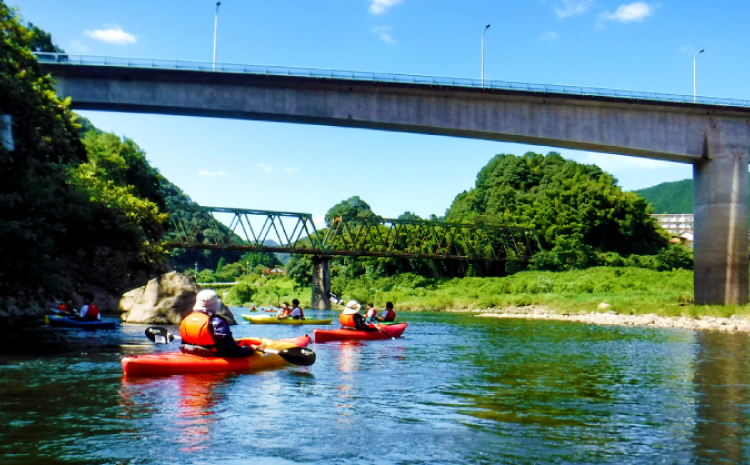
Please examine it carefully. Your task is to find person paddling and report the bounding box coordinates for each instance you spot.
[277,302,293,319]
[180,290,255,358]
[57,298,76,316]
[364,304,378,325]
[376,302,396,322]
[79,294,101,321]
[338,300,376,331]
[290,299,305,320]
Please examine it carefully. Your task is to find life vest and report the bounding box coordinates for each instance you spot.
[84,304,100,320]
[180,312,216,347]
[57,303,73,314]
[340,312,356,328]
[292,306,305,320]
[382,309,396,322]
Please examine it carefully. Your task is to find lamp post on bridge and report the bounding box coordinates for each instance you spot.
[213,1,221,71]
[482,24,490,87]
[693,48,704,103]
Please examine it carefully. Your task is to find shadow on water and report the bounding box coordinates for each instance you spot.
[692,331,750,464]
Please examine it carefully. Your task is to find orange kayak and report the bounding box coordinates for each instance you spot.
[122,334,311,376]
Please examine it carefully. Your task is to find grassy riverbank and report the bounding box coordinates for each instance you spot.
[228,267,750,319]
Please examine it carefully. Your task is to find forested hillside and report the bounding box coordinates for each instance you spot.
[634,179,694,213]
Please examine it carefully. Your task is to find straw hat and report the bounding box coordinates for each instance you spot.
[343,300,361,315]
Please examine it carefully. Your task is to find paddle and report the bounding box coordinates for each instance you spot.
[144,327,316,366]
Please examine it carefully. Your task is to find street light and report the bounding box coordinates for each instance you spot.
[482,24,491,86]
[213,1,221,71]
[693,48,704,103]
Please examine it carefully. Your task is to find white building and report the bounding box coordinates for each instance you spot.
[651,214,694,235]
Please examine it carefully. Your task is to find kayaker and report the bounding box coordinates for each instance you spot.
[338,300,370,331]
[364,304,378,325]
[290,299,305,320]
[57,298,76,316]
[79,294,101,321]
[376,302,396,322]
[278,302,293,319]
[180,289,255,358]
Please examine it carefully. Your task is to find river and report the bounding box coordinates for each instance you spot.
[1,309,748,464]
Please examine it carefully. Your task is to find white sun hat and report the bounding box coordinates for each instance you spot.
[343,300,361,315]
[194,289,221,313]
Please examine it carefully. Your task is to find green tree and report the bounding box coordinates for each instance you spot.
[324,196,379,226]
[446,152,666,258]
[0,7,169,299]
[216,257,227,274]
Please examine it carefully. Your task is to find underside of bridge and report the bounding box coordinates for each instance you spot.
[39,60,750,305]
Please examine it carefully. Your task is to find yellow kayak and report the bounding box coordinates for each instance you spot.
[242,314,332,325]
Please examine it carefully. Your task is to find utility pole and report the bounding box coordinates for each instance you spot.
[482,24,491,86]
[213,1,221,71]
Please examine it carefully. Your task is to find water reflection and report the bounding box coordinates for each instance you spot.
[120,373,233,453]
[693,331,750,463]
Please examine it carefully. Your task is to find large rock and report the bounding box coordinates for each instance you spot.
[119,272,237,325]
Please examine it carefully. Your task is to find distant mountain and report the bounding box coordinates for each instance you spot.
[634,175,750,214]
[634,179,694,214]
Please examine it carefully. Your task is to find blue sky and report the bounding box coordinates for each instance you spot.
[10,0,750,223]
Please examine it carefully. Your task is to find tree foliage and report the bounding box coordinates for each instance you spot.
[446,152,667,257]
[0,6,169,298]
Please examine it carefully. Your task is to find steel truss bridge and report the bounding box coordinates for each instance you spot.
[165,205,542,263]
[165,205,542,309]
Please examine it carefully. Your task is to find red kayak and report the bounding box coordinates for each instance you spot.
[122,334,311,376]
[313,323,407,343]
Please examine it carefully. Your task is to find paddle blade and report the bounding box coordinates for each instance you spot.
[260,346,316,366]
[145,326,176,344]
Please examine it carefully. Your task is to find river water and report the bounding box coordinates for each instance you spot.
[1,309,749,464]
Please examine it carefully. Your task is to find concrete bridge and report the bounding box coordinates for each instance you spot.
[35,53,750,305]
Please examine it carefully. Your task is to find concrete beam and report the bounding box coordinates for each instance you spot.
[693,119,750,305]
[42,64,750,164]
[311,257,331,310]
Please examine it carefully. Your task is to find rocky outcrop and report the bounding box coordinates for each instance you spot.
[119,272,237,325]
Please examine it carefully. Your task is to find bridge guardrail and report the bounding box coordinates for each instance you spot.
[32,52,750,109]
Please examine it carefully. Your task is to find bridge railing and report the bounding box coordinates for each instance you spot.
[164,205,542,263]
[33,52,750,109]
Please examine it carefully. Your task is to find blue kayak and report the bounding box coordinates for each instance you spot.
[46,315,118,330]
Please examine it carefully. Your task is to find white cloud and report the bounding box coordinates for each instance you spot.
[369,0,403,15]
[372,26,397,45]
[257,163,273,172]
[283,167,300,174]
[69,40,89,52]
[198,170,226,176]
[313,214,327,229]
[540,31,559,41]
[600,2,654,23]
[84,26,136,45]
[554,0,594,18]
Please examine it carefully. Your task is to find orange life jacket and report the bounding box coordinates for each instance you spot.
[339,313,356,328]
[84,304,100,320]
[180,312,216,347]
[57,303,73,314]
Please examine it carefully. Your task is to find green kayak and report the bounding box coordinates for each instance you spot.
[242,314,332,325]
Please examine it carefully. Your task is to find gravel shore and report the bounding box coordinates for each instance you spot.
[471,305,750,333]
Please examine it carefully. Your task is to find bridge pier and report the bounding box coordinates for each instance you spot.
[311,257,331,310]
[693,123,750,305]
